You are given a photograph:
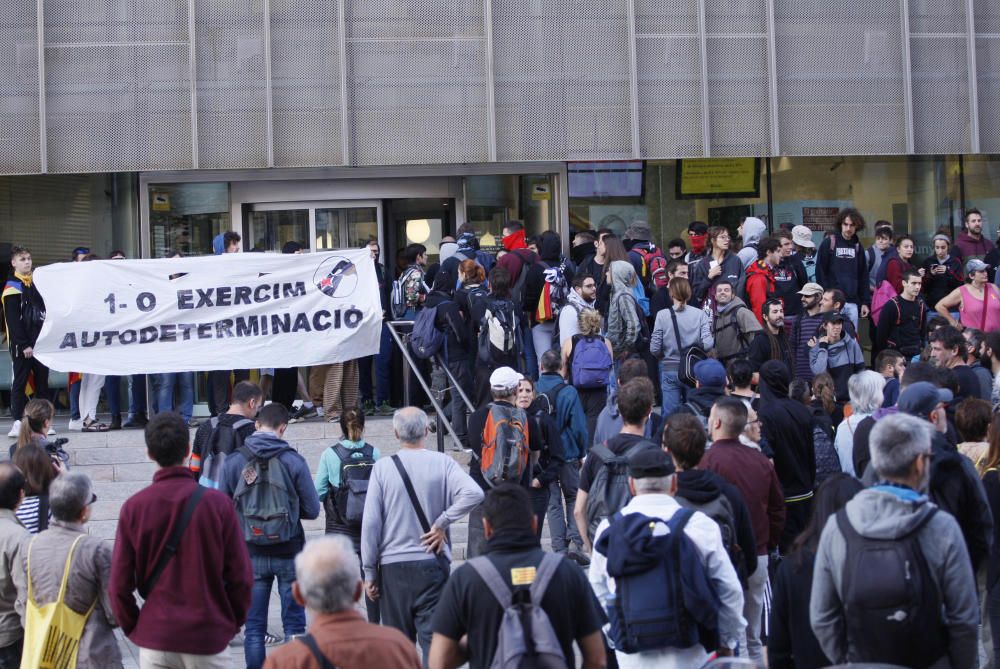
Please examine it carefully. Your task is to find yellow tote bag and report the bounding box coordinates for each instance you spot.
[21,535,97,669]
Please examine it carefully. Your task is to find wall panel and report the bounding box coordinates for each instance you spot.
[0,0,41,173]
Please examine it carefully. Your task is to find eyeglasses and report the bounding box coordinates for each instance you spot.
[87,493,97,506]
[582,282,596,289]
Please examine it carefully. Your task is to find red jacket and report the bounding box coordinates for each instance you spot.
[110,467,252,655]
[745,260,777,325]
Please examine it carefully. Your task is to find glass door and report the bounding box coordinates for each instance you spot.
[246,207,309,252]
[315,205,379,250]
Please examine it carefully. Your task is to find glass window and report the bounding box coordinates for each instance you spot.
[961,155,1000,241]
[148,182,230,257]
[465,174,556,251]
[769,156,960,256]
[246,209,309,252]
[316,207,378,249]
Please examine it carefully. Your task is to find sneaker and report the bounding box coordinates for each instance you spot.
[188,419,200,429]
[375,401,395,416]
[264,631,283,646]
[67,418,84,432]
[566,548,591,567]
[47,426,55,436]
[7,420,20,438]
[362,399,376,416]
[288,404,318,423]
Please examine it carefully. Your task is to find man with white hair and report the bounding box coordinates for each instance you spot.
[361,407,482,666]
[263,535,419,669]
[811,412,978,668]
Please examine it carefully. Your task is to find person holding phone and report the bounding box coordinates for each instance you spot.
[921,234,964,312]
[690,226,744,311]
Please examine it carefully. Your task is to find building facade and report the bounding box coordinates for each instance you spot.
[2,0,1000,264]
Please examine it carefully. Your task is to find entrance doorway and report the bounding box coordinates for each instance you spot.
[384,198,455,275]
[243,200,382,252]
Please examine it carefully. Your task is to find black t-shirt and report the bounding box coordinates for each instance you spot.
[191,412,256,463]
[579,432,659,493]
[953,364,987,403]
[465,401,543,491]
[431,542,604,669]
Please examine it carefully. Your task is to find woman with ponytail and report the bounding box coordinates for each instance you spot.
[11,398,68,466]
[313,406,380,622]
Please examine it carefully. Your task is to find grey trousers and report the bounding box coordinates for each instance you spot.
[379,559,448,668]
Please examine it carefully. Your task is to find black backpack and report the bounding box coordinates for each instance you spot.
[674,491,746,586]
[198,417,254,489]
[837,507,948,667]
[585,440,654,540]
[812,413,841,486]
[326,443,376,530]
[532,382,567,420]
[478,298,520,365]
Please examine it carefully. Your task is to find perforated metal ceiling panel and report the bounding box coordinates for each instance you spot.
[911,36,971,154]
[492,0,631,161]
[976,36,1000,151]
[708,36,770,157]
[195,0,267,169]
[0,0,41,173]
[636,35,703,158]
[347,0,484,39]
[44,0,187,44]
[270,0,343,167]
[775,0,907,155]
[348,39,489,165]
[45,44,192,172]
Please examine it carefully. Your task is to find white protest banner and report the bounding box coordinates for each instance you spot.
[32,250,381,375]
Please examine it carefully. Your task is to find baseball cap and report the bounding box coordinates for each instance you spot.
[687,221,708,235]
[628,449,676,479]
[966,258,989,274]
[897,381,953,418]
[694,359,727,388]
[822,311,845,324]
[489,367,523,392]
[791,225,815,249]
[797,282,824,297]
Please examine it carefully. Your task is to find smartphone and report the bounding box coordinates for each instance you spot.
[710,260,719,269]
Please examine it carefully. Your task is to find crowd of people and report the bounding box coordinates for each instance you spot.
[4,209,1000,668]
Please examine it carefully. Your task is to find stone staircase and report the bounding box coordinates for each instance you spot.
[42,416,540,559]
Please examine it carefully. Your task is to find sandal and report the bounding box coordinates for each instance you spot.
[82,420,109,432]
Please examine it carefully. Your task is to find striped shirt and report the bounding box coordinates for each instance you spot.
[15,495,47,534]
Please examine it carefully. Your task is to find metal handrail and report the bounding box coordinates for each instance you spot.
[385,321,466,453]
[433,350,475,414]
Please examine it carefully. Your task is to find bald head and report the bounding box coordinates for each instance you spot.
[0,463,25,511]
[294,535,361,614]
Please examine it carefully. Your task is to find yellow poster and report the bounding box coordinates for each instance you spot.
[677,158,759,199]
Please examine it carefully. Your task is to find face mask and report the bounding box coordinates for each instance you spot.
[690,233,707,255]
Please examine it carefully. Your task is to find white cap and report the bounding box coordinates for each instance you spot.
[489,367,523,392]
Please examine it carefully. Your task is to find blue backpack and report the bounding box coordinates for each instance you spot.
[570,334,612,390]
[595,509,721,654]
[410,304,446,360]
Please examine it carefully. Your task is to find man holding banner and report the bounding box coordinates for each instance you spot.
[3,245,49,438]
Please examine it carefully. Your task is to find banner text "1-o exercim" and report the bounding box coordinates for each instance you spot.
[31,250,381,375]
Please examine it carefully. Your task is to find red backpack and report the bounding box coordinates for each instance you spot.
[634,247,669,289]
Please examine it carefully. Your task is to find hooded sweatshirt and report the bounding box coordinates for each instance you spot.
[745,259,778,325]
[675,469,759,578]
[757,361,815,501]
[713,297,762,362]
[738,217,767,270]
[649,303,713,370]
[606,261,643,356]
[219,431,321,558]
[808,333,865,402]
[954,230,995,262]
[774,255,808,316]
[810,486,978,669]
[816,233,870,306]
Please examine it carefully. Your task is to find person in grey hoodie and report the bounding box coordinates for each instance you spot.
[810,412,978,669]
[650,277,713,417]
[738,216,768,270]
[361,407,482,666]
[606,260,643,359]
[808,311,866,402]
[218,402,321,669]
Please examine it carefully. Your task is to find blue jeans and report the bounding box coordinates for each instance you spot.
[660,366,686,417]
[521,322,538,379]
[69,381,81,421]
[546,459,583,552]
[128,374,147,417]
[104,376,121,417]
[245,554,305,669]
[153,372,194,422]
[363,322,394,405]
[842,302,860,332]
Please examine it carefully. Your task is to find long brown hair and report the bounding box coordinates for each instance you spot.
[812,373,837,416]
[602,236,629,264]
[12,443,56,497]
[981,414,1000,475]
[16,398,54,451]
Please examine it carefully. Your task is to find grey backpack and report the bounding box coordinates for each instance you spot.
[467,552,567,669]
[232,446,299,546]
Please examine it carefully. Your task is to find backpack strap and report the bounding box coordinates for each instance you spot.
[684,402,703,417]
[139,485,206,599]
[391,455,432,535]
[543,383,568,412]
[668,506,694,536]
[467,557,514,608]
[591,442,616,463]
[529,551,564,602]
[297,634,339,669]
